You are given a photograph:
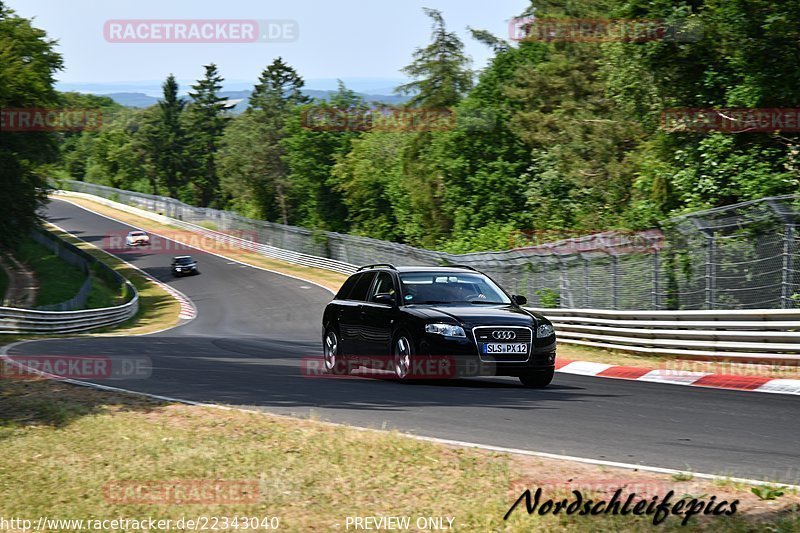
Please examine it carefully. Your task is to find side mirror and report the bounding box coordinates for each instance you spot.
[373,293,395,306]
[512,294,527,306]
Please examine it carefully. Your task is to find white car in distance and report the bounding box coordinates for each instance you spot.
[125,230,151,246]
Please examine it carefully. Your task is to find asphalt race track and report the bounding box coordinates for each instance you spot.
[7,198,800,484]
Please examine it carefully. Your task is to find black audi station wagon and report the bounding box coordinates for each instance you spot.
[321,264,557,387]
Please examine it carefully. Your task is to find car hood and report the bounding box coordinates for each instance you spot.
[406,304,542,327]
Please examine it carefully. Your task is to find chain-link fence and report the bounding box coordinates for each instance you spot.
[57,180,800,311]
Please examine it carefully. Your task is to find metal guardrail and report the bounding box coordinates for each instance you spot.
[55,189,800,360]
[0,226,139,334]
[0,302,139,334]
[57,190,359,275]
[528,307,800,361]
[57,179,800,311]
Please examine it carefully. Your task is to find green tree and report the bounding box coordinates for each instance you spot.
[148,74,189,197]
[54,92,121,182]
[395,8,474,246]
[282,81,365,231]
[0,2,63,248]
[186,64,229,206]
[434,37,548,251]
[82,108,157,194]
[605,0,800,217]
[396,8,473,108]
[220,58,308,223]
[333,132,410,242]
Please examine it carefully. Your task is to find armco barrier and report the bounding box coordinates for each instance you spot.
[528,307,800,361]
[57,179,800,311]
[53,190,800,360]
[0,226,139,334]
[55,190,358,275]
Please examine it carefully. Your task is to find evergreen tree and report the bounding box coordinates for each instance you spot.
[394,8,474,246]
[396,8,473,108]
[149,74,189,197]
[219,58,308,223]
[186,64,229,206]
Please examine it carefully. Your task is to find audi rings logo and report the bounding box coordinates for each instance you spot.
[492,331,517,340]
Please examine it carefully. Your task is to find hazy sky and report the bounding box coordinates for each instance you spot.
[6,0,531,90]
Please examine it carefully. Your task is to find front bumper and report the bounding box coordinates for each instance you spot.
[419,333,556,377]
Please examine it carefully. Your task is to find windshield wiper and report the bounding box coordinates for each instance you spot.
[468,300,507,305]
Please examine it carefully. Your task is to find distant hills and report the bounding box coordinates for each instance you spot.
[57,78,411,112]
[77,89,408,113]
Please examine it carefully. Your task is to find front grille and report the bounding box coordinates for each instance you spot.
[472,326,533,363]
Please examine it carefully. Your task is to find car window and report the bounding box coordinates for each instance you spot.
[347,272,375,302]
[335,274,361,300]
[399,272,511,304]
[369,272,396,303]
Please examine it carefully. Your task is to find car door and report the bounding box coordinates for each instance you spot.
[337,272,374,357]
[360,271,398,368]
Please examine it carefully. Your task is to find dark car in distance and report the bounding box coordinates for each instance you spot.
[321,264,557,387]
[171,255,199,277]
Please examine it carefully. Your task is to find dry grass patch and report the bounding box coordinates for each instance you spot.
[1,379,798,532]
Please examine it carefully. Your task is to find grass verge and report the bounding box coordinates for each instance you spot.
[40,223,182,337]
[16,236,85,308]
[0,379,798,532]
[0,225,182,351]
[15,234,129,310]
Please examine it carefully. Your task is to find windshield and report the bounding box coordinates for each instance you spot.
[398,272,511,305]
[174,257,194,265]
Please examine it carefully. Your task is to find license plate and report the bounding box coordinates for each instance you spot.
[483,343,527,354]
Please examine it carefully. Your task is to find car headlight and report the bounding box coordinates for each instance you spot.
[425,323,466,338]
[537,323,555,338]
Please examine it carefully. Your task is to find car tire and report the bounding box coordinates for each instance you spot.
[393,333,415,380]
[323,329,349,375]
[519,369,554,388]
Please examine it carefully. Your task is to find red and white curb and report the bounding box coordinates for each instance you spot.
[556,360,800,396]
[148,277,196,320]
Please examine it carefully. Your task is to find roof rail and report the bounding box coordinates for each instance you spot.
[443,264,478,271]
[357,263,397,272]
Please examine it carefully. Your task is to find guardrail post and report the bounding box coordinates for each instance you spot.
[583,256,591,308]
[652,249,660,310]
[705,233,716,310]
[557,257,574,308]
[782,222,796,308]
[612,254,620,310]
